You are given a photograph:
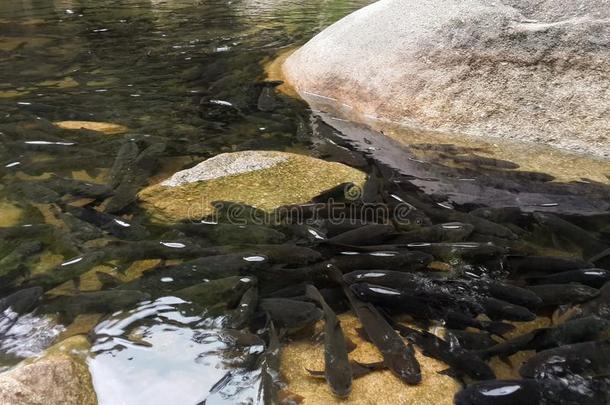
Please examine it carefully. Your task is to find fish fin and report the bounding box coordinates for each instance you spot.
[350,360,385,379]
[437,368,466,386]
[305,368,326,379]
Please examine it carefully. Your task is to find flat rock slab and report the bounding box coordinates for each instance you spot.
[284,0,610,158]
[138,150,366,222]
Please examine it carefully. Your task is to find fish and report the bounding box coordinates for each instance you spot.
[575,281,610,319]
[388,222,474,244]
[505,255,594,275]
[395,323,495,381]
[228,286,258,329]
[306,360,385,380]
[40,290,150,323]
[404,242,507,263]
[330,250,433,271]
[0,240,43,286]
[325,224,395,246]
[476,315,610,360]
[105,141,166,213]
[475,297,536,321]
[108,141,139,189]
[526,283,599,306]
[63,205,150,240]
[455,378,609,405]
[329,267,421,384]
[469,207,527,225]
[311,182,358,203]
[0,287,43,337]
[519,340,610,378]
[590,247,610,271]
[533,212,607,259]
[469,280,542,309]
[526,268,610,288]
[259,298,323,332]
[175,223,285,245]
[256,81,280,112]
[38,175,112,200]
[119,253,270,293]
[174,276,256,314]
[443,329,497,351]
[305,285,352,398]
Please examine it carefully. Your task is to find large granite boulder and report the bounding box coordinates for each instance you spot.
[0,335,96,405]
[138,150,366,222]
[283,0,610,158]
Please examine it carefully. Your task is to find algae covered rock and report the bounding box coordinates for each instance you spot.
[138,150,366,222]
[284,0,610,158]
[0,335,96,405]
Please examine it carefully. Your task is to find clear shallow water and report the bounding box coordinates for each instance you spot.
[1,1,609,404]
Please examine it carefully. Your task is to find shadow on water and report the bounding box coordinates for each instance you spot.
[0,0,609,404]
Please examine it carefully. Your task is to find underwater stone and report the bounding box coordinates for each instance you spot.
[0,335,96,405]
[138,150,366,222]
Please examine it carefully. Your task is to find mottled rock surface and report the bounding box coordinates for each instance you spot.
[138,150,366,221]
[284,0,610,158]
[0,335,96,405]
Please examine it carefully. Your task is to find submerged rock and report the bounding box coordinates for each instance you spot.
[53,120,128,134]
[138,151,366,222]
[0,335,96,405]
[284,0,610,158]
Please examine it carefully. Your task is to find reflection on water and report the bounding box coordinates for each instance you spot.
[1,1,609,404]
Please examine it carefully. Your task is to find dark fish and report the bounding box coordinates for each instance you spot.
[119,253,269,293]
[39,175,112,200]
[405,242,506,262]
[590,247,610,271]
[105,142,166,213]
[476,297,536,321]
[175,223,285,245]
[395,323,495,380]
[576,281,610,319]
[24,250,111,290]
[526,283,599,306]
[389,222,474,244]
[330,268,421,384]
[469,207,527,225]
[470,280,542,309]
[64,205,150,240]
[0,287,43,337]
[455,378,608,405]
[476,315,609,360]
[534,212,607,259]
[108,141,139,189]
[325,224,395,246]
[0,240,43,285]
[526,268,610,288]
[174,276,256,313]
[228,287,258,329]
[443,329,497,351]
[519,340,610,378]
[259,298,322,331]
[256,81,280,112]
[506,255,594,275]
[305,285,352,398]
[330,250,433,271]
[257,320,281,404]
[40,290,150,323]
[306,360,385,380]
[443,309,514,337]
